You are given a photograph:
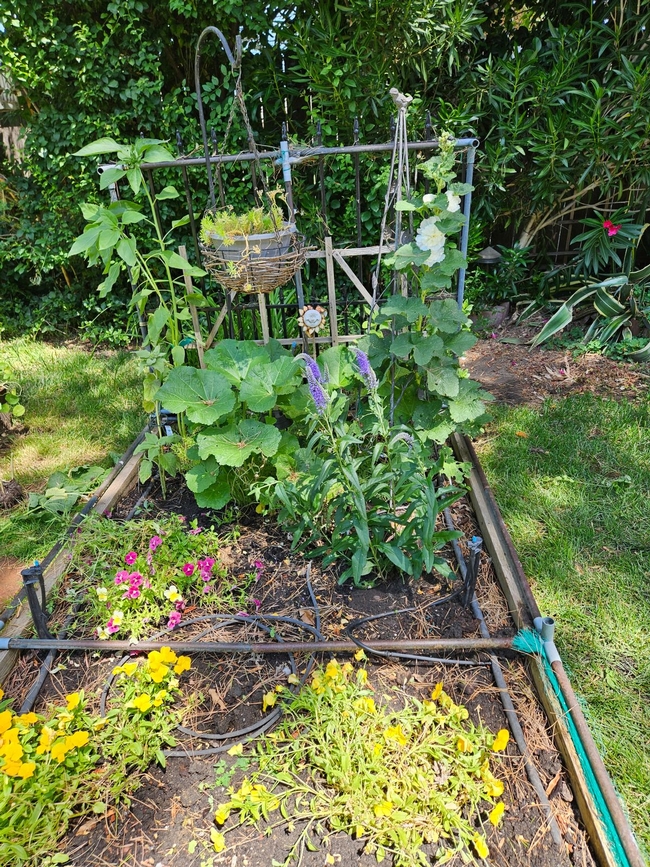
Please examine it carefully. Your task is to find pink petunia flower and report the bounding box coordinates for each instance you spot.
[149,536,162,552]
[114,570,129,585]
[125,552,137,566]
[167,611,182,630]
[122,586,141,600]
[129,571,144,587]
[202,584,212,594]
[182,562,195,576]
[188,527,202,536]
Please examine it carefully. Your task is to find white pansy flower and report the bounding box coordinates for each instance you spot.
[416,216,446,266]
[445,191,461,212]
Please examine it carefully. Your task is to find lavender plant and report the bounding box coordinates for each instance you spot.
[254,349,466,586]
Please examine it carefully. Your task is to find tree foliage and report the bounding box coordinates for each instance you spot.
[0,0,649,334]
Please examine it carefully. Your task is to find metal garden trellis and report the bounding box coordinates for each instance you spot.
[100,25,479,351]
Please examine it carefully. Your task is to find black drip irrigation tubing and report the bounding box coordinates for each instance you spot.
[443,507,563,847]
[100,577,324,757]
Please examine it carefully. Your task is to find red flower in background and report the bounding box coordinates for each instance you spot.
[603,219,622,237]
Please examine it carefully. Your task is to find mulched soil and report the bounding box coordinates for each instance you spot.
[464,314,649,405]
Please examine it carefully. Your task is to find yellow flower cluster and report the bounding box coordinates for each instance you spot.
[0,711,36,779]
[0,691,92,779]
[310,658,354,696]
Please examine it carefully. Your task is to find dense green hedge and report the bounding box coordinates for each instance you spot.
[0,1,648,337]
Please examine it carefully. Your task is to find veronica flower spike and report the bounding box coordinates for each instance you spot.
[296,352,324,383]
[306,367,329,414]
[355,348,378,389]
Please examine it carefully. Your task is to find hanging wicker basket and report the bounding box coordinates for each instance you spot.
[200,222,306,295]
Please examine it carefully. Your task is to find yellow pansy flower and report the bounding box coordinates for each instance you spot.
[159,646,178,664]
[66,730,89,750]
[0,687,4,700]
[2,759,34,778]
[173,655,191,675]
[149,663,170,684]
[473,834,489,859]
[353,697,376,715]
[357,669,368,685]
[132,694,152,713]
[262,691,277,712]
[456,735,473,753]
[325,659,340,680]
[354,649,367,661]
[36,726,56,755]
[96,587,108,602]
[489,802,505,826]
[0,710,13,735]
[492,729,510,752]
[65,692,81,711]
[214,803,231,825]
[17,712,38,726]
[431,682,443,701]
[51,739,69,763]
[211,830,226,853]
[1,740,23,763]
[226,743,243,757]
[152,690,168,707]
[383,725,408,746]
[373,800,393,818]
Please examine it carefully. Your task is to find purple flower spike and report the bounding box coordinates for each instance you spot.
[296,353,322,383]
[306,368,328,414]
[355,348,378,389]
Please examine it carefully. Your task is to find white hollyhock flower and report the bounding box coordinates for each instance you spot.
[422,193,435,205]
[416,216,446,265]
[445,191,461,212]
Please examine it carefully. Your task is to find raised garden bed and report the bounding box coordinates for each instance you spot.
[0,444,640,867]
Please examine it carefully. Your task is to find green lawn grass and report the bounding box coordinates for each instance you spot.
[477,393,650,852]
[0,339,144,565]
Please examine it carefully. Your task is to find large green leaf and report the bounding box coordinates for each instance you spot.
[197,419,281,467]
[239,356,300,411]
[426,366,460,398]
[204,340,269,386]
[185,457,231,508]
[448,380,489,424]
[428,298,468,333]
[195,477,232,509]
[412,334,444,365]
[73,138,121,157]
[155,367,235,424]
[379,295,429,322]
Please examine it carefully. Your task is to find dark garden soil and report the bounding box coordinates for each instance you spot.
[4,479,598,867]
[464,314,649,406]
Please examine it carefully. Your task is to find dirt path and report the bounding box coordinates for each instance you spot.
[464,323,649,405]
